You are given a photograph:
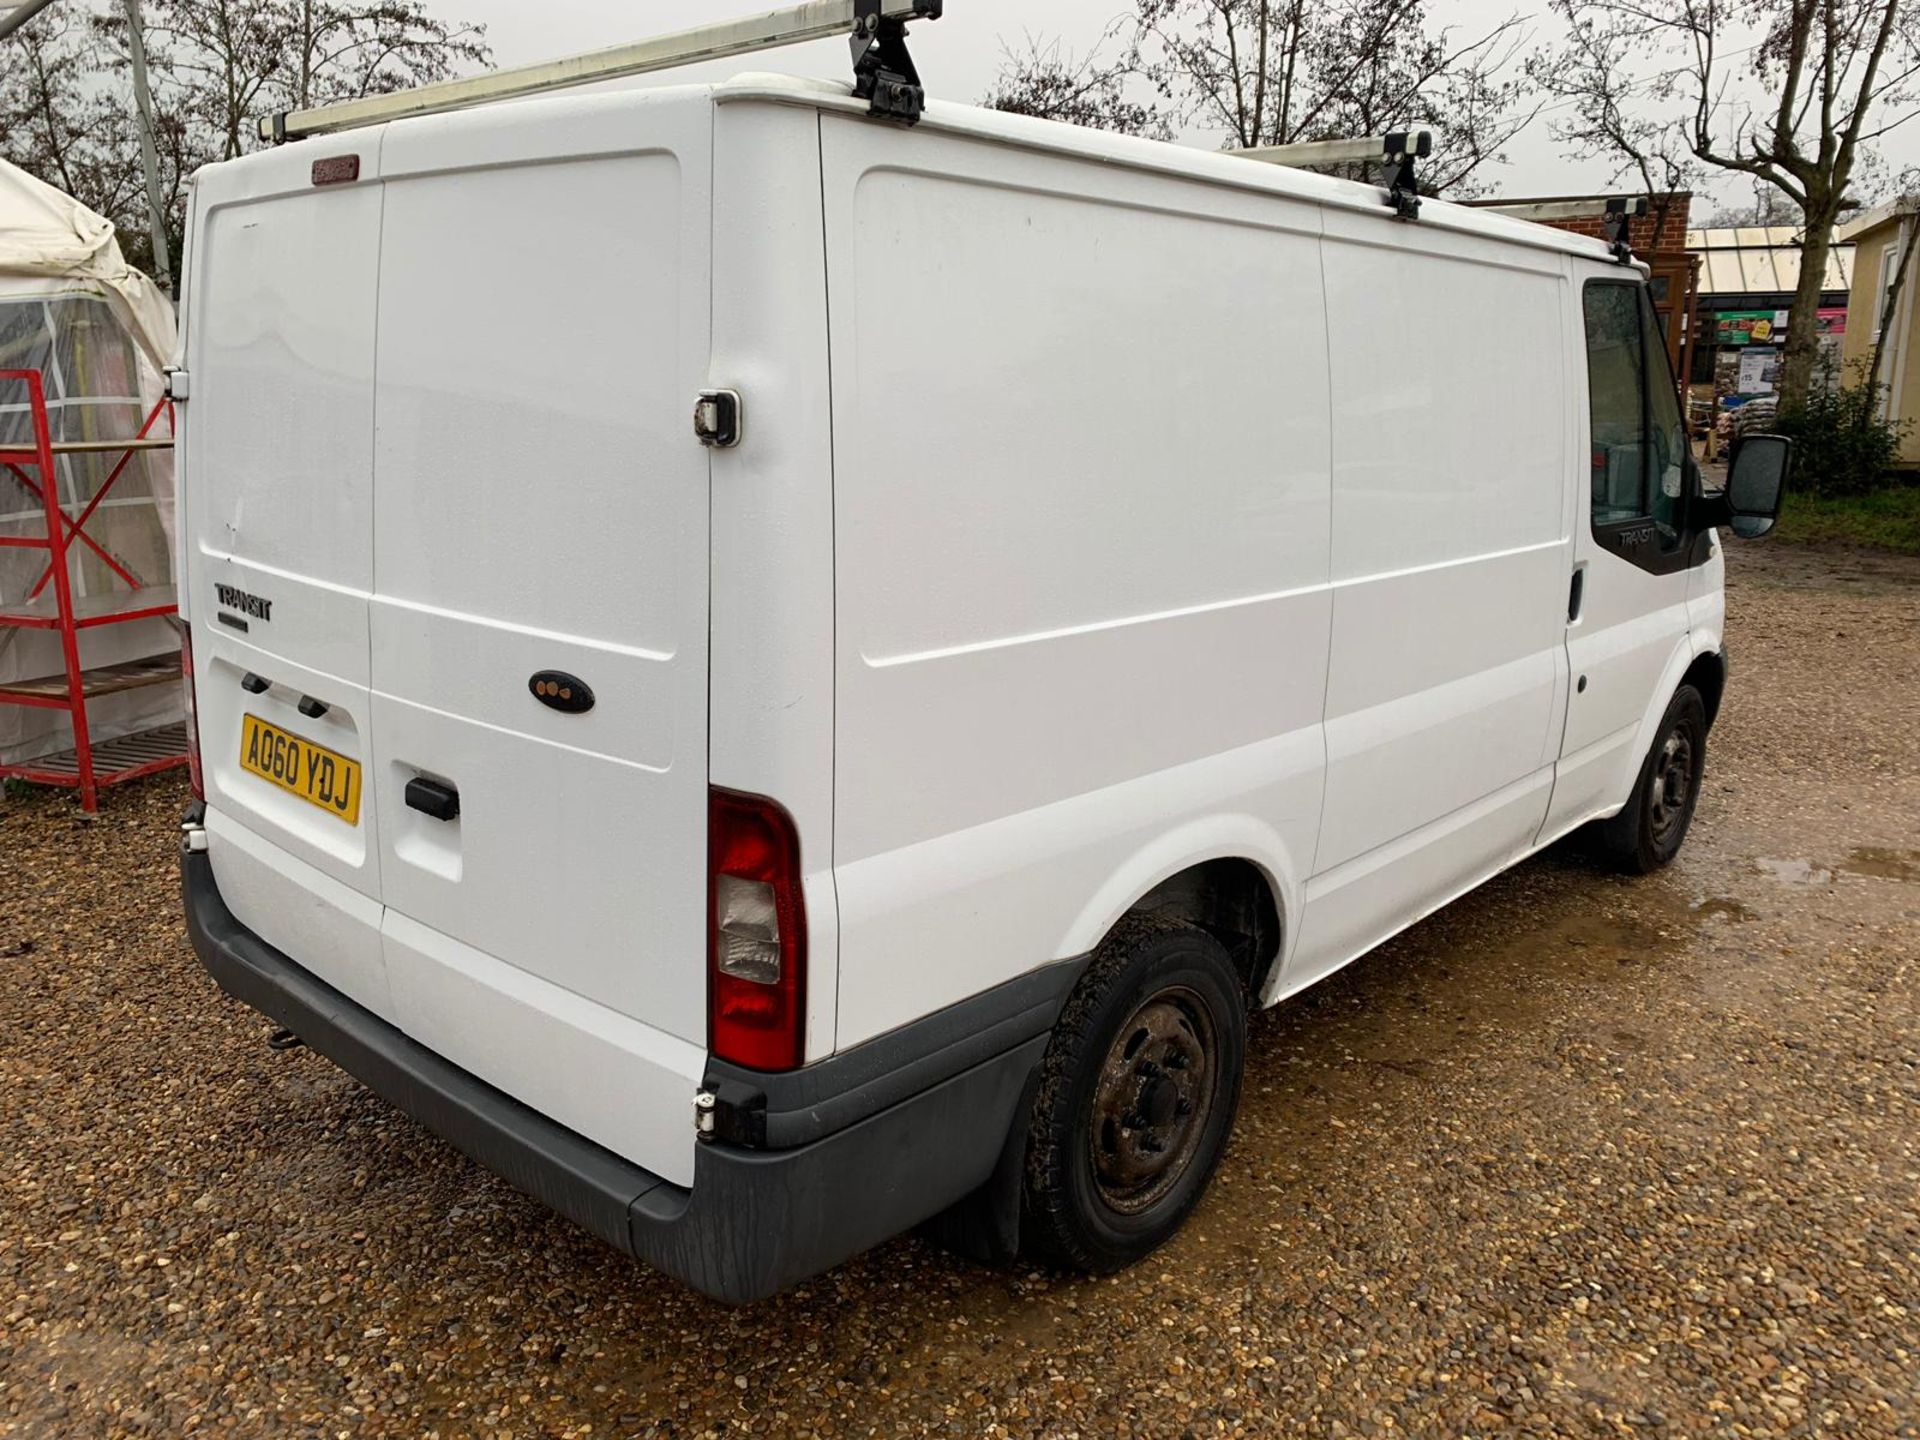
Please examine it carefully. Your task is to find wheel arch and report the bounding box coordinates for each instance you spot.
[1054,819,1298,1005]
[1616,635,1720,809]
[1682,646,1728,730]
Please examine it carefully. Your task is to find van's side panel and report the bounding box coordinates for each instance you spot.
[1288,218,1568,988]
[708,101,841,1058]
[820,116,1333,1048]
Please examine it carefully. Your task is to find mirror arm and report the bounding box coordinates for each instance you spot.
[1685,457,1731,531]
[1691,488,1732,530]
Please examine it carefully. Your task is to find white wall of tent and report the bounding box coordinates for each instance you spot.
[0,158,180,767]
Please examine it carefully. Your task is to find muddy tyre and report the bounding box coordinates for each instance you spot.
[1020,919,1246,1273]
[1593,683,1707,874]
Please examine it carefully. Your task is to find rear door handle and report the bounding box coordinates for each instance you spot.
[404,776,460,822]
[1568,569,1585,623]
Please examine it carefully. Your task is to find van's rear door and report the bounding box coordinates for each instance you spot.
[186,95,715,1186]
[365,99,714,1181]
[183,137,391,1012]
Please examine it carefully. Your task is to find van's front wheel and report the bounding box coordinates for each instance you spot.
[1594,683,1708,874]
[1021,920,1246,1272]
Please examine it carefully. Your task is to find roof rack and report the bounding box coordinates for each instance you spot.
[1231,131,1433,219]
[261,0,943,143]
[1480,196,1650,263]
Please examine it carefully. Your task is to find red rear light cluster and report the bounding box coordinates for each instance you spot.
[708,787,806,1071]
[180,624,204,801]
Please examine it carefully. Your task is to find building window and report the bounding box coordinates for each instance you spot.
[1874,243,1897,340]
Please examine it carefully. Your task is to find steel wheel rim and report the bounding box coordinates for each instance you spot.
[1648,726,1696,846]
[1089,985,1217,1215]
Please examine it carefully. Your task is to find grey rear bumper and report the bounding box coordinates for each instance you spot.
[181,841,1064,1303]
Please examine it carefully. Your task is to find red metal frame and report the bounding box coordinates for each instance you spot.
[0,368,183,810]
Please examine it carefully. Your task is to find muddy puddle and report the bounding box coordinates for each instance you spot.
[1754,847,1920,886]
[1754,856,1833,885]
[1838,846,1920,882]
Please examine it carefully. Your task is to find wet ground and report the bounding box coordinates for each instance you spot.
[4,540,1918,1438]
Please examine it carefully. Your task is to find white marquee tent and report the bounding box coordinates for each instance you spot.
[0,157,181,767]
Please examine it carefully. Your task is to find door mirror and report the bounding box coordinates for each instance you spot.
[1726,434,1791,539]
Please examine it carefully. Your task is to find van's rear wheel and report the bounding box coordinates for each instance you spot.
[1593,683,1707,874]
[1021,919,1246,1272]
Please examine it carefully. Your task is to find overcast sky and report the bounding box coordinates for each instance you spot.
[450,0,1918,215]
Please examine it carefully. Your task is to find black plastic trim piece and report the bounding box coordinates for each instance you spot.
[705,954,1086,1149]
[180,843,1048,1303]
[1591,516,1697,576]
[404,776,460,822]
[1697,645,1729,730]
[850,0,940,124]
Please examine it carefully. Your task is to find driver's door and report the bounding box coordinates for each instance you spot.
[1545,278,1699,833]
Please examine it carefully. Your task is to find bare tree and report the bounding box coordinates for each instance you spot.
[1701,189,1799,226]
[1,0,488,273]
[0,5,190,275]
[1522,13,1696,249]
[981,32,1172,137]
[1530,0,1920,415]
[985,0,1541,195]
[0,8,138,223]
[141,0,490,161]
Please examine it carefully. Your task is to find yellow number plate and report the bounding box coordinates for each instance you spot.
[239,713,362,825]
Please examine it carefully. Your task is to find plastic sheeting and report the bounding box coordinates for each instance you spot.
[0,160,179,768]
[0,158,176,372]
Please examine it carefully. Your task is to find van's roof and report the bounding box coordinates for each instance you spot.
[710,72,1626,269]
[228,66,1625,272]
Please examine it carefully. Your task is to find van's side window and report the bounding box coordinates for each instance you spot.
[1639,292,1687,544]
[1584,285,1648,525]
[1583,282,1688,559]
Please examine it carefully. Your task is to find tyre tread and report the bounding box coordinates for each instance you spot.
[1021,913,1242,1272]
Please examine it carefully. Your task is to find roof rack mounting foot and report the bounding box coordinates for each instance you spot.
[1602,197,1650,264]
[1381,131,1431,220]
[851,0,940,125]
[1227,129,1434,219]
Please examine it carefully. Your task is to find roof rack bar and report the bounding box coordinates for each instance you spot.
[261,0,942,143]
[1480,197,1649,225]
[1481,195,1649,263]
[1230,130,1432,220]
[1230,132,1422,170]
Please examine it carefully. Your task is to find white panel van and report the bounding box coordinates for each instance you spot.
[175,69,1790,1303]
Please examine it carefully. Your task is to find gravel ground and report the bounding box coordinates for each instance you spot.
[4,541,1918,1439]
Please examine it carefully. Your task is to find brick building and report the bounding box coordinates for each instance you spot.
[1466,192,1698,384]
